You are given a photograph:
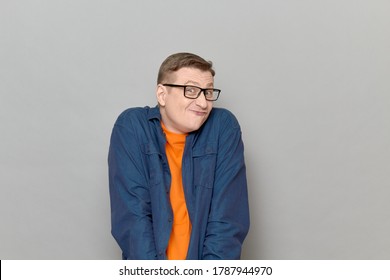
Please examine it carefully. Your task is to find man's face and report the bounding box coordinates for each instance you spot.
[157,67,214,134]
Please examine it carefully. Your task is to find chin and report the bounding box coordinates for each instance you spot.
[181,115,209,133]
[190,122,206,132]
[180,123,200,133]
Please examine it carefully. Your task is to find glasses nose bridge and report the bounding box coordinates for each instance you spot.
[199,88,206,98]
[195,88,208,104]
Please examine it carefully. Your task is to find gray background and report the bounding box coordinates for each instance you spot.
[1,0,389,259]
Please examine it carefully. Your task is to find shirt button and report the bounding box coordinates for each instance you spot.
[168,218,172,223]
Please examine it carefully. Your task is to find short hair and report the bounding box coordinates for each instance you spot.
[157,52,215,84]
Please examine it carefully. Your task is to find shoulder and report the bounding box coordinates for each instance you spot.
[116,107,149,122]
[114,106,158,127]
[207,107,241,130]
[195,108,241,142]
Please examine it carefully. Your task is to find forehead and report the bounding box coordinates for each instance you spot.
[171,67,214,86]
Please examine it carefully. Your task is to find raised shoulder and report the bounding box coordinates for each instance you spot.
[114,106,154,127]
[208,107,241,130]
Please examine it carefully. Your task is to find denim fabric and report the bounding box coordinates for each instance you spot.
[108,106,249,259]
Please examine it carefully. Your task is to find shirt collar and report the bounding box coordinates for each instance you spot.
[147,105,161,121]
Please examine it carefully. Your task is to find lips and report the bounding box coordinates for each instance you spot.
[190,110,208,116]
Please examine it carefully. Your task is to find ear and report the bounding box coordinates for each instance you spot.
[156,84,167,107]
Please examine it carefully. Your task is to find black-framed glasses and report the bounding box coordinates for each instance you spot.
[163,84,221,101]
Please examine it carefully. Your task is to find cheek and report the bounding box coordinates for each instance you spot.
[167,97,187,112]
[183,100,197,112]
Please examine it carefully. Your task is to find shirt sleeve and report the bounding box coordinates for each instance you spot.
[108,116,158,259]
[202,113,250,260]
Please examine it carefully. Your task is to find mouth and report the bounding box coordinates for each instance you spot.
[190,110,208,116]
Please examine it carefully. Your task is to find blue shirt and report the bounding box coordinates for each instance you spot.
[108,106,250,259]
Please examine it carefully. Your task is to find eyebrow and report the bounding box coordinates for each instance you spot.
[184,80,214,88]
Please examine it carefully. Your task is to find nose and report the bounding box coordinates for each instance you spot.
[195,91,208,109]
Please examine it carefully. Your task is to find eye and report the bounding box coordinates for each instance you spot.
[185,86,196,93]
[205,89,214,97]
[185,86,199,97]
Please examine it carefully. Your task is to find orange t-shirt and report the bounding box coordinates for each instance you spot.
[162,122,192,260]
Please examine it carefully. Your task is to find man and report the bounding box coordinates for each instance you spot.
[108,52,249,260]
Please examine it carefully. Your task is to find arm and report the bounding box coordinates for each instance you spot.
[202,116,250,260]
[108,118,157,259]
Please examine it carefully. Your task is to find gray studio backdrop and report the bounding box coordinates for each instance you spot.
[1,0,389,259]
